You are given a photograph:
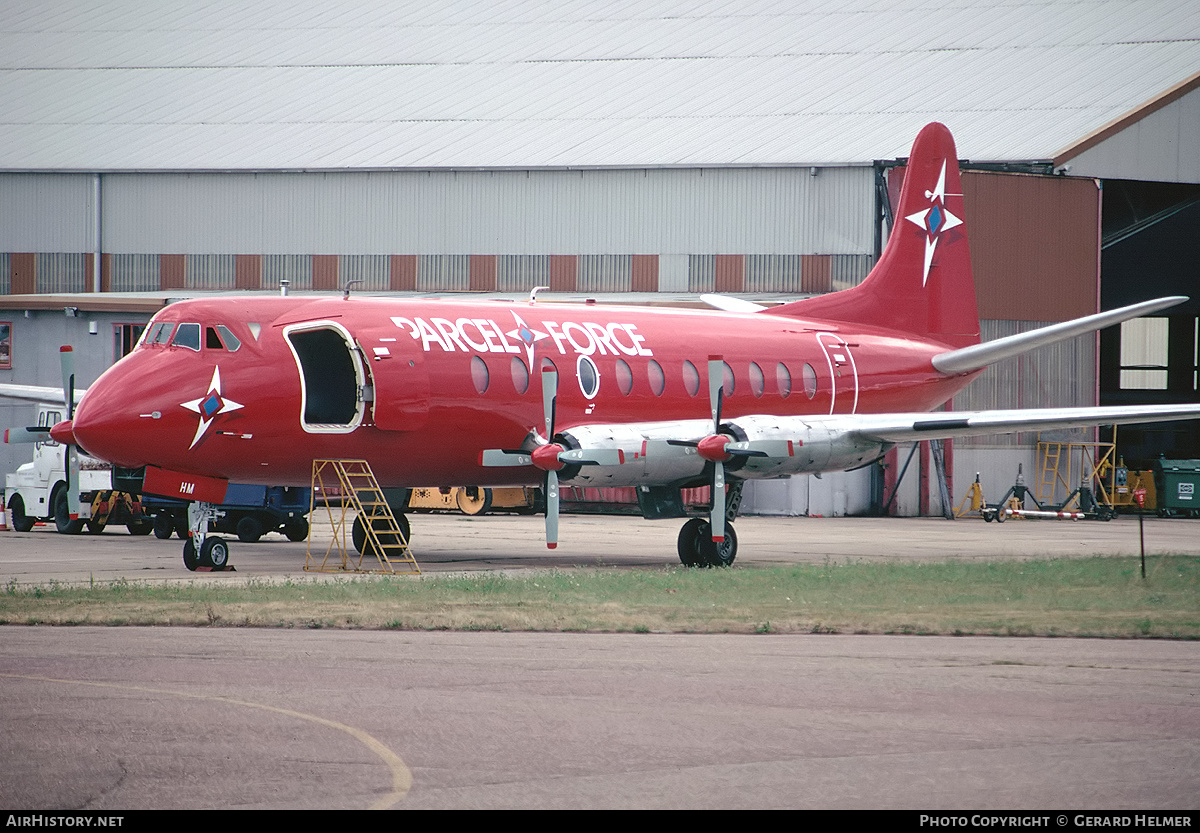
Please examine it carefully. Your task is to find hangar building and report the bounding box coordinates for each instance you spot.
[2,1,1198,516]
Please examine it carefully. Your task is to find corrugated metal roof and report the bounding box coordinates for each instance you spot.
[1,0,1197,171]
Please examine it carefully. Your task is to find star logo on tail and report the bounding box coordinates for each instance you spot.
[180,366,243,449]
[904,160,963,286]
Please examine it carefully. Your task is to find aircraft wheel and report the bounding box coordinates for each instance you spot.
[284,517,309,542]
[676,518,706,567]
[697,522,738,568]
[200,537,230,570]
[353,513,412,556]
[53,489,84,534]
[183,539,199,571]
[456,487,493,516]
[236,516,264,543]
[7,496,36,533]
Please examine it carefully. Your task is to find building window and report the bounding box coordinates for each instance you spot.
[1119,318,1169,390]
[0,322,11,368]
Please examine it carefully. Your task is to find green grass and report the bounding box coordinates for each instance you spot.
[2,556,1198,637]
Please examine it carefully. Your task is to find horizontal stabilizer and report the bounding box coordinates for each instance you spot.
[931,296,1187,375]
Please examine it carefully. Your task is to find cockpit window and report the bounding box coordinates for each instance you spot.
[147,322,175,345]
[172,323,201,351]
[216,325,241,351]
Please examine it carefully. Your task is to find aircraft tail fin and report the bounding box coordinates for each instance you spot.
[766,122,979,349]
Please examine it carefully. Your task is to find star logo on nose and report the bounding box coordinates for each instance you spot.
[904,159,963,287]
[180,366,243,449]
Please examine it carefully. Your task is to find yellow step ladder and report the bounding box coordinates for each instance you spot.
[305,459,420,575]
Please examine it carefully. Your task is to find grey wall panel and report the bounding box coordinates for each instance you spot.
[0,174,94,251]
[35,253,87,293]
[954,319,1097,448]
[108,254,159,292]
[98,166,875,257]
[340,254,390,292]
[262,254,312,290]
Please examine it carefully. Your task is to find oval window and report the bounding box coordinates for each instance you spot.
[776,362,792,399]
[511,356,530,394]
[577,355,600,399]
[647,359,665,397]
[615,358,633,395]
[749,362,764,398]
[471,355,490,394]
[802,362,818,399]
[682,360,700,397]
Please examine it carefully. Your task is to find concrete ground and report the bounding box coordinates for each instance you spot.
[1,512,1196,810]
[1,510,1196,585]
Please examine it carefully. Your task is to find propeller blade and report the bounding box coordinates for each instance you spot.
[541,366,558,439]
[707,356,723,430]
[4,426,50,444]
[711,460,725,542]
[544,469,559,549]
[558,448,624,466]
[59,346,76,420]
[65,444,81,519]
[479,449,533,466]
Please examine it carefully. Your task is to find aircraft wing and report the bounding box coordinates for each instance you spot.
[839,403,1200,444]
[0,383,84,405]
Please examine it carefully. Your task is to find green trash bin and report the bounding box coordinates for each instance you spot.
[1151,458,1200,518]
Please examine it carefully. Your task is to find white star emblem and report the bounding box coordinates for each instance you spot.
[180,366,244,449]
[506,312,549,368]
[904,160,963,286]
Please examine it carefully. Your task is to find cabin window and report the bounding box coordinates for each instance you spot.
[511,356,530,394]
[749,362,765,398]
[647,359,665,396]
[206,326,223,349]
[471,356,490,394]
[776,362,791,398]
[802,362,818,399]
[577,355,600,399]
[682,360,700,396]
[172,323,201,352]
[615,358,633,395]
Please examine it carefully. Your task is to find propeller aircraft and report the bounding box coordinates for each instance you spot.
[7,122,1200,570]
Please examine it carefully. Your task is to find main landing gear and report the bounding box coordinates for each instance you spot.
[677,518,738,567]
[675,479,743,568]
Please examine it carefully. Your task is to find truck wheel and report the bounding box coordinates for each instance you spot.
[284,517,309,542]
[53,489,84,535]
[456,487,493,516]
[7,495,36,532]
[127,521,153,535]
[153,513,175,539]
[236,516,264,543]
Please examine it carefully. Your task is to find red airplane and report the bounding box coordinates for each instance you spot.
[24,122,1200,570]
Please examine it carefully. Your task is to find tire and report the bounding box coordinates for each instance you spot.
[127,521,153,535]
[353,513,411,556]
[53,489,84,535]
[153,513,175,539]
[697,522,738,568]
[284,517,309,542]
[85,519,106,534]
[183,539,199,571]
[7,495,36,532]
[236,515,264,543]
[456,488,493,516]
[676,517,706,567]
[200,537,230,570]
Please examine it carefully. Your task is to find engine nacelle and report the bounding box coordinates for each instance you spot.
[557,415,891,488]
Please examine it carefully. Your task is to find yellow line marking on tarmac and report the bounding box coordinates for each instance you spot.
[2,673,411,809]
